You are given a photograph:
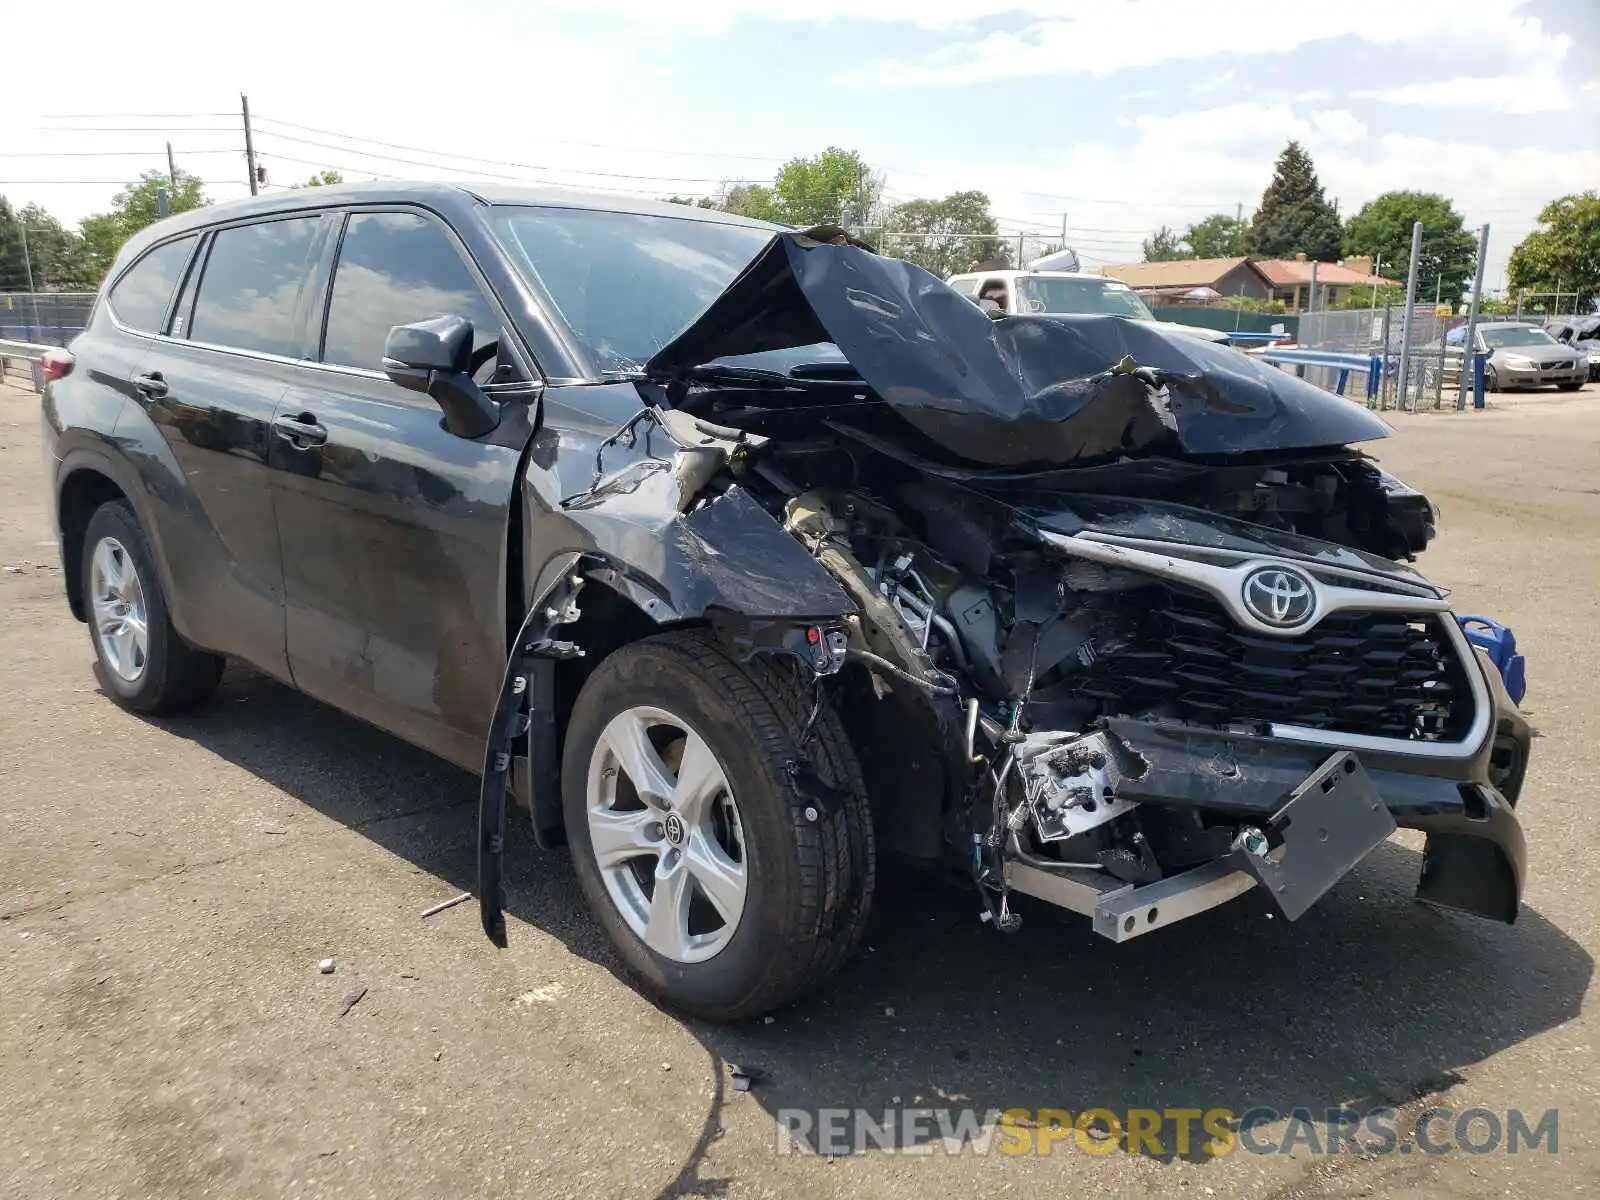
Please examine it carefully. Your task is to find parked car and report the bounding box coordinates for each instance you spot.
[1444,321,1587,391]
[1544,315,1600,381]
[945,268,1233,344]
[43,183,1531,1019]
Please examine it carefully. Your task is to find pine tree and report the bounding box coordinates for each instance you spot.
[1246,141,1343,261]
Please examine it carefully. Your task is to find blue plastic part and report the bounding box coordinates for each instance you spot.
[1457,615,1526,705]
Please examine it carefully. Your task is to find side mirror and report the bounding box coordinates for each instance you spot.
[977,297,1005,318]
[383,315,499,439]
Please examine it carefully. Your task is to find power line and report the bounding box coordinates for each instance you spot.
[251,132,541,181]
[0,178,240,186]
[34,125,239,133]
[42,111,234,119]
[254,127,768,185]
[251,112,788,165]
[0,149,243,157]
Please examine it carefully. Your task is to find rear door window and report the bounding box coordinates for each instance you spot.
[108,236,197,333]
[189,217,322,357]
[320,211,501,379]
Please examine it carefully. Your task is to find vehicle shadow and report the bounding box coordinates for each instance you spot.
[146,665,1591,1173]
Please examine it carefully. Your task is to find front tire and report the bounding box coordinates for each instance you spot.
[1557,381,1583,392]
[81,501,224,714]
[562,629,873,1019]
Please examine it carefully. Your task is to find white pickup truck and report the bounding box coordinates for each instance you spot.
[946,268,1231,344]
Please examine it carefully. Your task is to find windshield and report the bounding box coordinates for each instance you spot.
[1482,326,1557,349]
[1015,276,1156,320]
[490,206,776,371]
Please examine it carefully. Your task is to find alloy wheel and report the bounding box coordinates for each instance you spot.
[585,705,748,963]
[90,536,149,682]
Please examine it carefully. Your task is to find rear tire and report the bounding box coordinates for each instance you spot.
[562,629,874,1020]
[81,501,224,715]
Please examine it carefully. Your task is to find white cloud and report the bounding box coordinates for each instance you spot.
[1128,104,1366,152]
[1353,75,1590,114]
[833,0,1567,85]
[883,111,1598,290]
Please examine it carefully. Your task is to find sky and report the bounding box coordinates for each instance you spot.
[2,0,1596,293]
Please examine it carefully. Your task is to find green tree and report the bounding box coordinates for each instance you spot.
[1343,190,1476,306]
[16,204,97,290]
[664,195,718,210]
[0,197,29,290]
[1507,190,1600,312]
[1247,141,1342,261]
[1330,284,1405,310]
[715,182,780,221]
[769,147,882,228]
[78,214,126,286]
[1184,213,1248,258]
[885,190,1004,277]
[75,169,210,282]
[297,169,344,188]
[1142,224,1191,261]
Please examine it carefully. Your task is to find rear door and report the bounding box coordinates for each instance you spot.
[271,207,537,770]
[121,214,331,679]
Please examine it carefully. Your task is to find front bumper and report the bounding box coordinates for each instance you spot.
[1499,362,1585,387]
[1005,716,1527,941]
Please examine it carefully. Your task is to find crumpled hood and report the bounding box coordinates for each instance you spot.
[646,232,1393,469]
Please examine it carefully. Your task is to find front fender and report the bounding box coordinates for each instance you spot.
[523,456,852,626]
[478,409,859,946]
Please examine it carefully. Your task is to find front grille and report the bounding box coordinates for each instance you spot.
[1077,586,1475,741]
[1539,360,1567,371]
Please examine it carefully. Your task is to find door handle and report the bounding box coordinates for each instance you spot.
[272,413,328,448]
[133,372,169,399]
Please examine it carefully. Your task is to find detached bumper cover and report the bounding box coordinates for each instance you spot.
[1008,723,1526,940]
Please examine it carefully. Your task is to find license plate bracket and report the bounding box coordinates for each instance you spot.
[1235,751,1396,921]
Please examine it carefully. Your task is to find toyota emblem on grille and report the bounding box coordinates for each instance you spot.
[1241,566,1316,628]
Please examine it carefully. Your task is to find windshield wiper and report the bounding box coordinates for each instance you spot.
[686,362,867,391]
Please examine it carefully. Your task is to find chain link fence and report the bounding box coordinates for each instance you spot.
[1297,305,1467,409]
[0,292,96,348]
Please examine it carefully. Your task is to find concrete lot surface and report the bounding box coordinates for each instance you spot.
[2,379,1598,1198]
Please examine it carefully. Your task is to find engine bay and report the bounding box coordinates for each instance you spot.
[647,365,1468,928]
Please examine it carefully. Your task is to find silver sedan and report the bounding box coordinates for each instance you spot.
[1448,322,1587,392]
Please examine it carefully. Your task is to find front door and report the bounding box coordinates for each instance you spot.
[271,208,536,770]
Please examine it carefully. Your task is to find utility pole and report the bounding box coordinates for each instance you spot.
[166,141,178,190]
[1308,261,1319,315]
[1457,224,1490,411]
[1395,220,1424,411]
[241,92,259,196]
[1370,255,1382,310]
[18,220,41,337]
[18,221,36,292]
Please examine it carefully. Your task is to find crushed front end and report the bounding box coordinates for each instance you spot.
[762,475,1529,941]
[633,230,1532,942]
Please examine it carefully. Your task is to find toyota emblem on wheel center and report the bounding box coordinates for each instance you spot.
[1241,566,1317,627]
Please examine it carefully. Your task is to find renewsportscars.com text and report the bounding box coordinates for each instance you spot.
[774,1106,1560,1158]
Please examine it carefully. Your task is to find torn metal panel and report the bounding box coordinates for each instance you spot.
[479,558,589,947]
[646,232,1394,467]
[1228,751,1396,921]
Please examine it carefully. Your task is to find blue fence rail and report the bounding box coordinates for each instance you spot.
[1253,347,1487,408]
[0,292,96,350]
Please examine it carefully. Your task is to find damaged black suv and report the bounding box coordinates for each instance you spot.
[42,183,1531,1019]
